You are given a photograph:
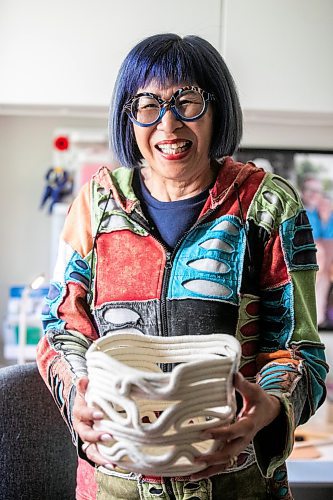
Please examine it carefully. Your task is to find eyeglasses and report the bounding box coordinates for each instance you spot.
[123,86,215,127]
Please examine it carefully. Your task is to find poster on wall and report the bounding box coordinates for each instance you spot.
[235,148,333,331]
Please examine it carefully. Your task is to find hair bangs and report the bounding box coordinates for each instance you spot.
[127,40,197,94]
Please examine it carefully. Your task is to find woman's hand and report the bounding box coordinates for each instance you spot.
[191,372,282,480]
[73,377,114,468]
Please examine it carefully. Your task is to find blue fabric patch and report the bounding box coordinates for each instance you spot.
[260,283,293,349]
[259,363,299,392]
[42,281,65,332]
[42,252,91,333]
[65,252,91,289]
[297,345,328,408]
[280,211,317,270]
[168,215,245,303]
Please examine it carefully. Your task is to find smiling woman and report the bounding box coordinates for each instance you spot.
[36,33,328,500]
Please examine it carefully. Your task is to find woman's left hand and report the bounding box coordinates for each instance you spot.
[191,372,281,480]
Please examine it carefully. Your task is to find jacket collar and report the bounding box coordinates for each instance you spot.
[208,157,263,210]
[93,157,263,214]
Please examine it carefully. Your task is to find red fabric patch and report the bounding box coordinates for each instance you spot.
[58,282,98,340]
[239,320,260,338]
[240,360,257,378]
[95,232,165,304]
[211,169,266,219]
[76,458,97,499]
[260,232,289,289]
[245,300,260,317]
[36,335,60,379]
[141,475,163,483]
[241,339,259,357]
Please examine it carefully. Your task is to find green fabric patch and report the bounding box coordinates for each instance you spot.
[112,166,137,201]
[248,174,302,234]
[290,269,318,343]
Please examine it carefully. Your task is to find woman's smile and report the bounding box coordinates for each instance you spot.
[155,139,192,159]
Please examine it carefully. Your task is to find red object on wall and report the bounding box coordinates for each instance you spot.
[54,136,70,151]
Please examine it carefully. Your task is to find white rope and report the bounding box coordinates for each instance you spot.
[86,331,240,476]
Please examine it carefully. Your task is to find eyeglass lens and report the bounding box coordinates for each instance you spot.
[131,89,205,125]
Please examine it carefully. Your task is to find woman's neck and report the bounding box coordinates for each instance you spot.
[140,164,216,202]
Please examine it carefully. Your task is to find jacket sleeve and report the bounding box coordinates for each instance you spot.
[250,174,328,477]
[36,182,98,445]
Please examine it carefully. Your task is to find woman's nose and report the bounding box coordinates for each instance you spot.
[156,108,183,133]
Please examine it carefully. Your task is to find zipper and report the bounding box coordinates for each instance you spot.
[160,250,172,372]
[158,208,216,372]
[131,206,216,344]
[130,208,174,373]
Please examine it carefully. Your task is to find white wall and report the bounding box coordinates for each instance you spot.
[223,0,333,113]
[0,0,221,106]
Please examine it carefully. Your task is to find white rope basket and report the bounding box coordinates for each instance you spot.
[85,331,241,476]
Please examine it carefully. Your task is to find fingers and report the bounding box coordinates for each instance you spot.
[234,372,282,426]
[73,378,112,444]
[77,421,112,444]
[203,417,255,444]
[234,372,260,400]
[76,376,89,395]
[74,377,114,468]
[74,405,112,444]
[82,442,113,467]
[75,404,104,423]
[191,464,227,480]
[195,436,243,463]
[191,441,242,480]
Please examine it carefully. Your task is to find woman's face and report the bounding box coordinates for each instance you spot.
[132,82,213,184]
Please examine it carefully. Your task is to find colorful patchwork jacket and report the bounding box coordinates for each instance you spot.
[37,157,328,496]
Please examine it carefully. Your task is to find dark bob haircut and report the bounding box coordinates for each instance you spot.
[109,33,243,168]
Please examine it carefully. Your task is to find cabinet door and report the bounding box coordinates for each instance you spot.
[0,0,221,106]
[223,0,333,113]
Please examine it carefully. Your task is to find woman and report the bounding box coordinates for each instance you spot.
[37,33,328,499]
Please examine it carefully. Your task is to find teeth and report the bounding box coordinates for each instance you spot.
[157,141,190,155]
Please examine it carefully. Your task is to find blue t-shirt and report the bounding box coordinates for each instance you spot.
[134,170,211,249]
[307,208,333,239]
[306,209,323,240]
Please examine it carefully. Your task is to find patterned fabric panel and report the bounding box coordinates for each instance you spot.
[260,284,294,351]
[94,231,166,305]
[280,211,317,270]
[94,300,162,337]
[168,215,246,303]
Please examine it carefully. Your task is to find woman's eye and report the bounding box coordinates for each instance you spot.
[178,99,192,106]
[140,103,159,109]
[136,97,160,110]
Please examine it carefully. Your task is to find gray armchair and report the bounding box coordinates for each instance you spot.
[0,362,77,500]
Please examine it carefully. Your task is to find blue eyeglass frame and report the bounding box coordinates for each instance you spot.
[123,85,215,127]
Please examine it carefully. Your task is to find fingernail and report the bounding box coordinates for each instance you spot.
[93,411,104,419]
[100,433,112,442]
[104,463,115,470]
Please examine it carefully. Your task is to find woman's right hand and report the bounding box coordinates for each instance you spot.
[73,377,114,468]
